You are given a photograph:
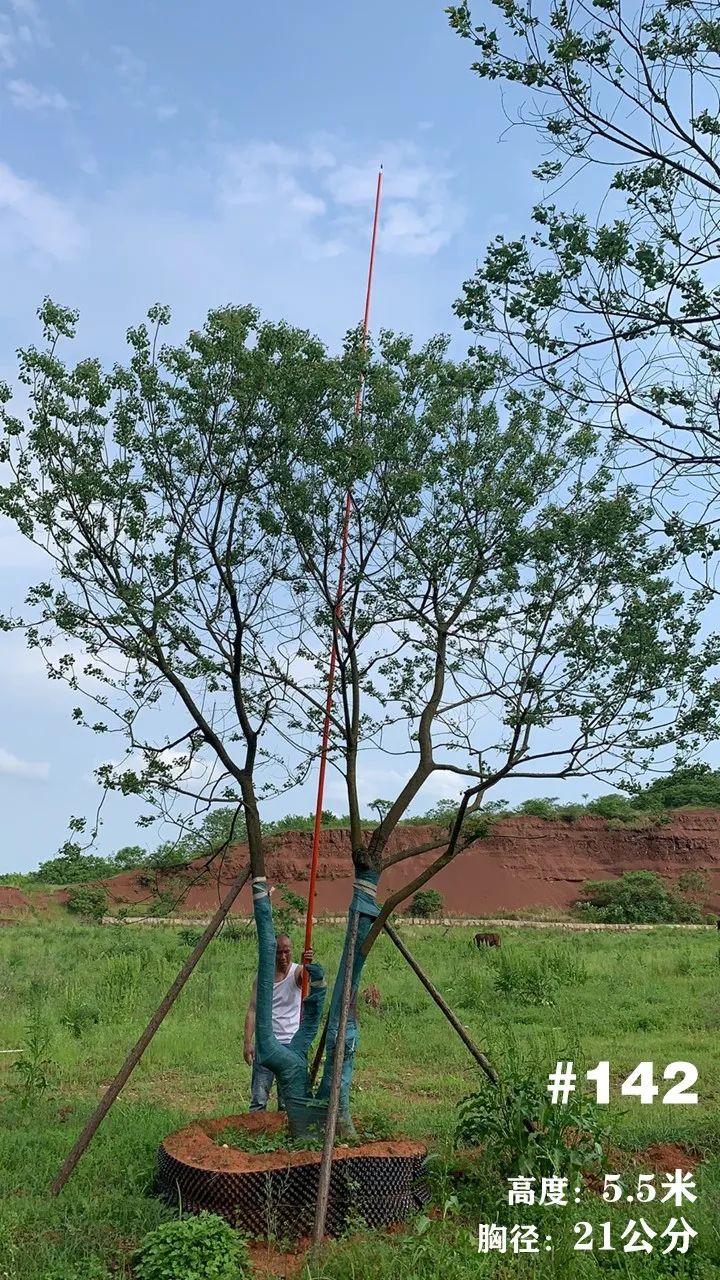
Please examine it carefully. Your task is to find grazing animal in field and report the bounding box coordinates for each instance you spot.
[362,983,382,1009]
[474,932,501,949]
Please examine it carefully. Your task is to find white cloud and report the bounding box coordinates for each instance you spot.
[0,745,48,780]
[0,25,17,69]
[219,142,327,219]
[7,77,68,111]
[113,43,177,124]
[112,43,145,90]
[324,143,464,255]
[0,158,81,260]
[216,136,463,260]
[0,0,50,68]
[0,131,465,400]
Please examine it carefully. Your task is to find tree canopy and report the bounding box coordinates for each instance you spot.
[1,298,718,898]
[448,0,720,482]
[631,762,720,810]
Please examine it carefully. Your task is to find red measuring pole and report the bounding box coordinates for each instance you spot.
[302,166,383,996]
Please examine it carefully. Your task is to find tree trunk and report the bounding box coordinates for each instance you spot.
[315,869,380,1133]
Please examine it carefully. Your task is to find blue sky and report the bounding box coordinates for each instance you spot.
[0,0,694,873]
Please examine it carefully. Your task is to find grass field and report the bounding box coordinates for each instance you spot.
[0,921,718,1278]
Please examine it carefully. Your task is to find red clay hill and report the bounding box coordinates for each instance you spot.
[85,811,720,917]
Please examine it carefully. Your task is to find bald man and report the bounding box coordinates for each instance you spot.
[243,933,312,1111]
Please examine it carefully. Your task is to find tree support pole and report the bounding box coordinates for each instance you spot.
[302,165,384,999]
[309,1013,328,1088]
[312,909,359,1245]
[383,923,537,1132]
[383,921,498,1084]
[51,864,251,1196]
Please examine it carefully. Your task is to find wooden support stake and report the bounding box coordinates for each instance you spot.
[309,1012,328,1088]
[51,864,251,1196]
[383,921,498,1084]
[312,909,359,1245]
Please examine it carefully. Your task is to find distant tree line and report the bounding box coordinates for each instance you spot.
[4,765,720,888]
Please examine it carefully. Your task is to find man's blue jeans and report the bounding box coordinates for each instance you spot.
[250,1056,286,1112]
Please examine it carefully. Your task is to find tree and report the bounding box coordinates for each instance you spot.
[630,762,720,810]
[111,844,147,870]
[1,299,717,1132]
[35,844,115,884]
[577,870,702,923]
[448,0,720,484]
[369,798,392,823]
[408,889,444,918]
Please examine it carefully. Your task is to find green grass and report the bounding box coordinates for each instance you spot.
[0,922,718,1278]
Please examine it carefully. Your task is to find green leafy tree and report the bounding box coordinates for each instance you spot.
[66,885,109,920]
[577,870,701,923]
[518,797,559,820]
[585,793,637,821]
[369,798,392,823]
[631,763,720,810]
[448,0,720,481]
[1,299,717,1128]
[35,845,116,884]
[111,844,147,870]
[409,889,444,917]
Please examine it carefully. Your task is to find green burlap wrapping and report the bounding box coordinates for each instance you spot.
[315,870,381,1137]
[251,876,327,1136]
[251,870,381,1139]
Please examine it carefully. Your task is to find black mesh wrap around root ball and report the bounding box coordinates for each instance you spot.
[156,1115,430,1238]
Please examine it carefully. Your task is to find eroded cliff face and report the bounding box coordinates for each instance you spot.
[101,812,720,915]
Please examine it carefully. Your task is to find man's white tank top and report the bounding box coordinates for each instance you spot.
[272,962,301,1043]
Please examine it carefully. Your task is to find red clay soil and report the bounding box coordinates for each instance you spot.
[247,1239,308,1280]
[85,810,720,917]
[630,1142,701,1174]
[162,1112,426,1175]
[0,887,30,911]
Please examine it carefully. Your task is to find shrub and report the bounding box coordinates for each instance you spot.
[455,1073,606,1179]
[132,1212,249,1280]
[219,921,245,943]
[66,885,108,920]
[11,1016,54,1109]
[517,797,559,819]
[179,927,204,948]
[148,890,177,917]
[35,850,116,884]
[585,793,638,821]
[493,953,557,1006]
[576,870,702,924]
[676,870,707,900]
[264,810,343,834]
[556,805,584,822]
[61,1001,99,1039]
[409,889,444,918]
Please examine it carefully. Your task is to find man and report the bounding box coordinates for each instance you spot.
[243,933,313,1111]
